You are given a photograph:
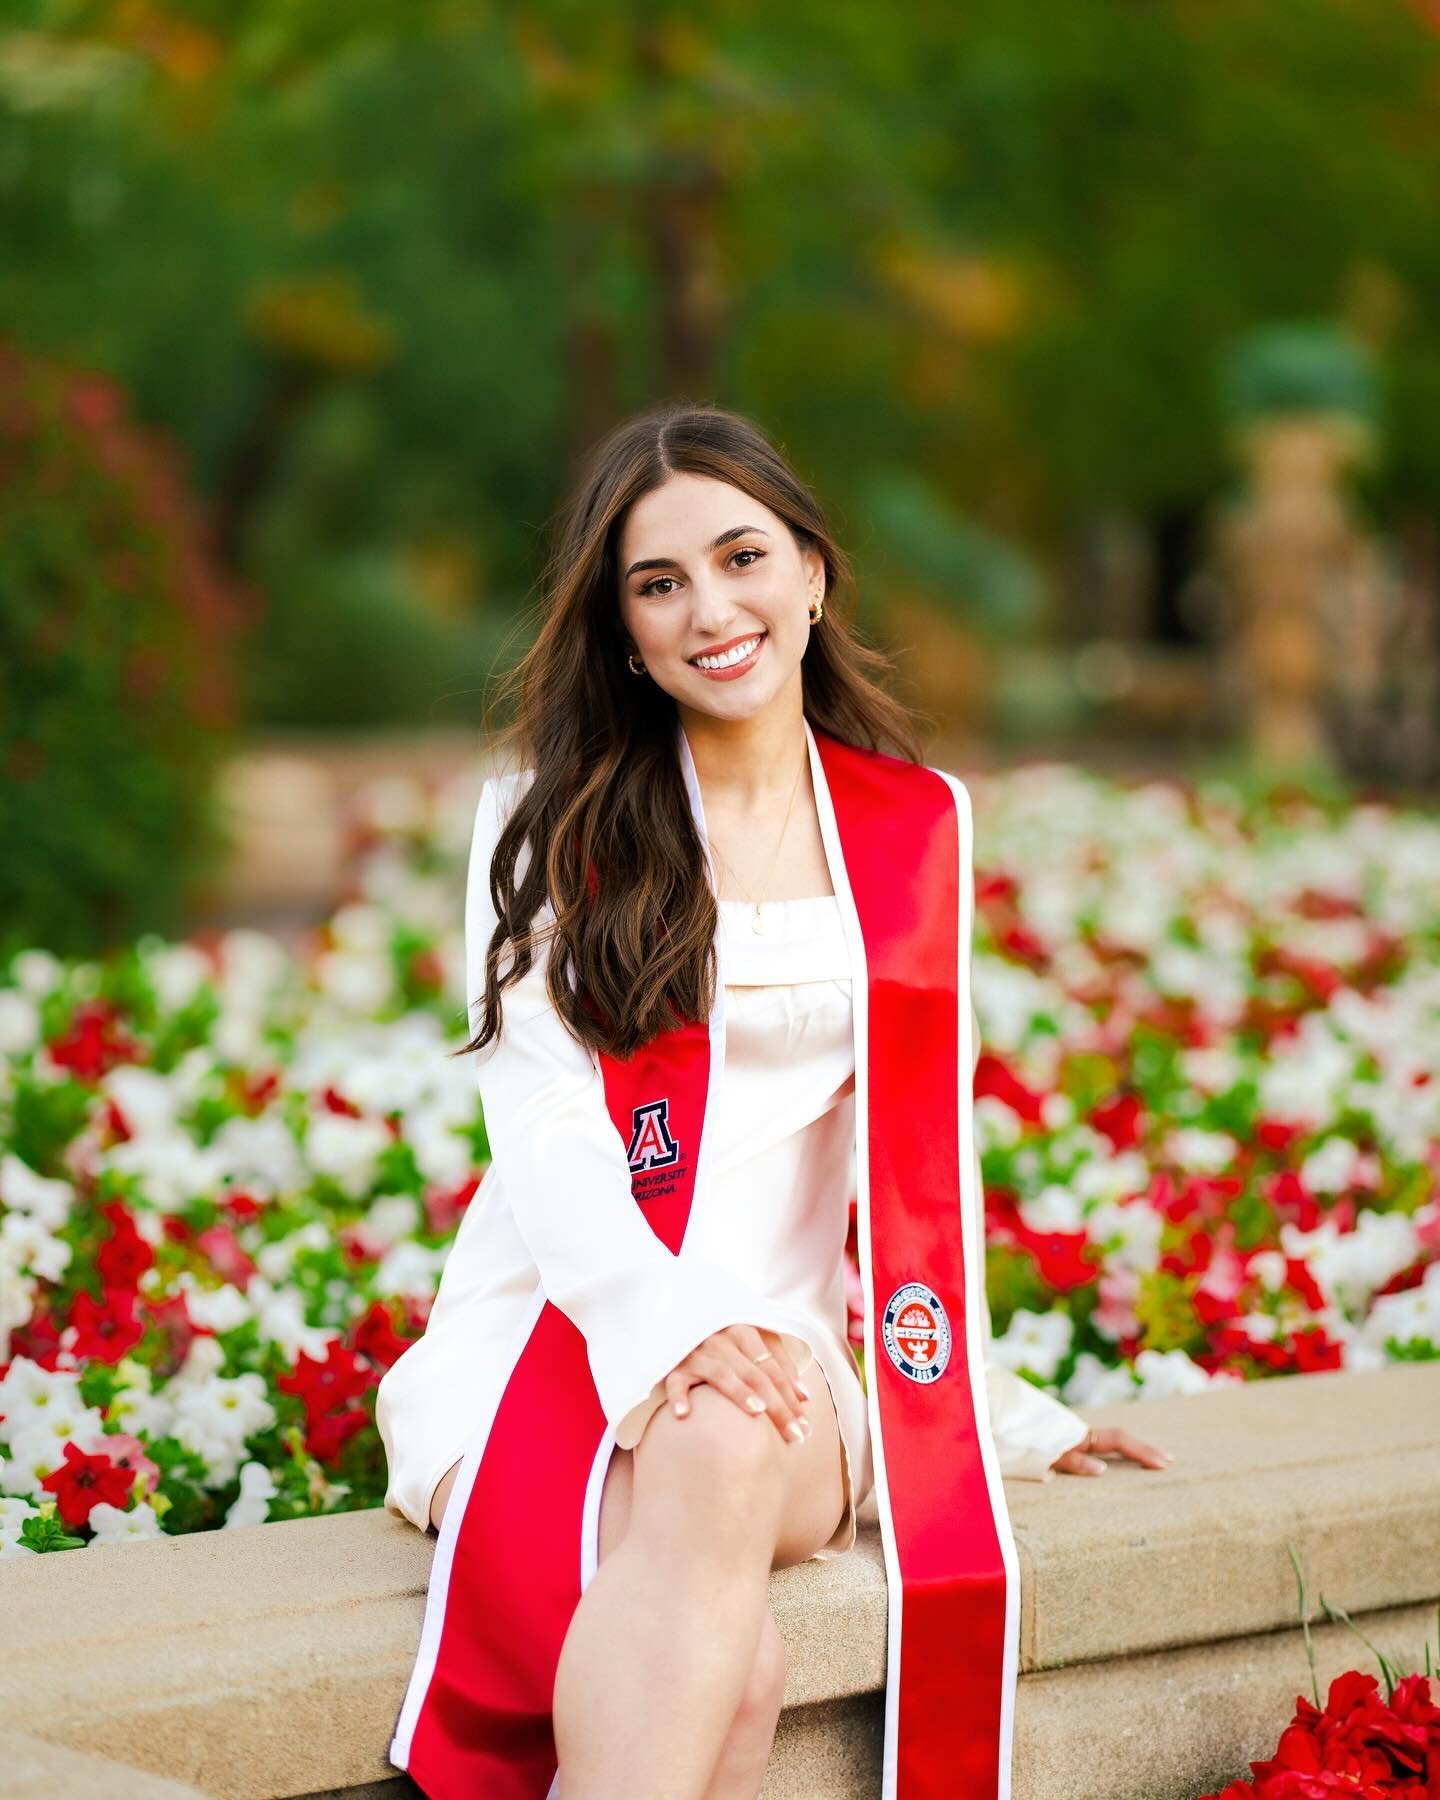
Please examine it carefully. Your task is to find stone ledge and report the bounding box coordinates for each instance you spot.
[0,1364,1435,1799]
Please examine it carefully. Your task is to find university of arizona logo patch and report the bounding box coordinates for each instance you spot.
[881,1282,952,1383]
[627,1098,681,1173]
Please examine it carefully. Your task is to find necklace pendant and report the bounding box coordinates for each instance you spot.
[751,903,765,934]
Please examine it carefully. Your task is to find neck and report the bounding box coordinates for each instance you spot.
[676,690,809,810]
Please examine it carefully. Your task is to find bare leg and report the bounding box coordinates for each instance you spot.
[551,1377,845,1800]
[425,1373,847,1800]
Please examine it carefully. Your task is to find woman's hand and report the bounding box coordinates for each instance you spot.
[664,1324,815,1445]
[1051,1425,1173,1477]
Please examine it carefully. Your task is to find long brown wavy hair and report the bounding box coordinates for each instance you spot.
[459,401,926,1062]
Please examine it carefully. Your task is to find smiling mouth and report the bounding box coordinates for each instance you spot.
[689,632,767,671]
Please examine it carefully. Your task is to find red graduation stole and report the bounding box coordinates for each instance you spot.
[389,721,1018,1798]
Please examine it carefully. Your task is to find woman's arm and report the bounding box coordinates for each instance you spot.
[467,774,815,1449]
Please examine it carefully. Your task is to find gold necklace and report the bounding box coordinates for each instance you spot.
[712,749,808,935]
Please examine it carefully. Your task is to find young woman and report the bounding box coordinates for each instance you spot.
[379,403,1167,1800]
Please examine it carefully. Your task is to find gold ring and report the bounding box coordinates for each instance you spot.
[754,1351,774,1364]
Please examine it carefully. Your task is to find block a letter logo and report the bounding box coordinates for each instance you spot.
[627,1097,681,1172]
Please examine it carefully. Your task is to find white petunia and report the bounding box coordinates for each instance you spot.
[304,1111,392,1197]
[989,1308,1074,1382]
[1132,1348,1217,1397]
[1062,1352,1139,1407]
[86,1500,164,1546]
[1,1211,72,1283]
[223,1460,279,1530]
[1300,1136,1362,1195]
[0,1155,74,1232]
[0,989,40,1055]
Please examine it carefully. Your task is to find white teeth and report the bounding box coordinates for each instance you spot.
[692,634,763,670]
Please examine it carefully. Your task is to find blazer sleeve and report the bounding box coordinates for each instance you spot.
[468,775,825,1451]
[970,995,1091,1480]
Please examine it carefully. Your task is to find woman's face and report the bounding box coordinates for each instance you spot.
[616,472,824,724]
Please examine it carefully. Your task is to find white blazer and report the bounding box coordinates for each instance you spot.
[376,770,1088,1535]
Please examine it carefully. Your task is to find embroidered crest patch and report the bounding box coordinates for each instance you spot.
[881,1282,952,1383]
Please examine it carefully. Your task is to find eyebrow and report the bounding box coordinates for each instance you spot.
[624,524,771,582]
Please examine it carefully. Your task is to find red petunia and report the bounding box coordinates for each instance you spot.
[1089,1091,1145,1151]
[66,1288,144,1364]
[351,1300,415,1371]
[304,1405,370,1465]
[974,1054,1048,1127]
[40,1441,139,1527]
[96,1201,155,1291]
[277,1340,375,1423]
[193,1223,257,1291]
[46,1001,140,1083]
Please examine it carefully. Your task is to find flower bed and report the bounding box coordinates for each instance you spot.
[1,761,1436,1551]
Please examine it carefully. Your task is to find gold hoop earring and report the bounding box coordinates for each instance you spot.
[627,651,646,676]
[808,598,824,623]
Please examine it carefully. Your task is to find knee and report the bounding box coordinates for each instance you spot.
[634,1385,786,1524]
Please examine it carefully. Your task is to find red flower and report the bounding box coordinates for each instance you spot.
[320,1085,361,1118]
[974,1054,1048,1127]
[1089,1091,1145,1151]
[424,1173,481,1237]
[66,1288,144,1364]
[277,1340,375,1423]
[351,1300,415,1371]
[40,1440,139,1527]
[193,1223,257,1291]
[985,1191,1102,1293]
[96,1201,154,1291]
[304,1405,370,1465]
[46,1001,140,1083]
[222,1190,265,1224]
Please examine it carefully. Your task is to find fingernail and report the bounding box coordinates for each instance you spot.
[745,1396,766,1414]
[796,1379,812,1400]
[676,1402,688,1417]
[787,1420,806,1443]
[1091,1460,1106,1474]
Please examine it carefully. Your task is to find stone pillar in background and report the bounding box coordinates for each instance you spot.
[1215,414,1376,771]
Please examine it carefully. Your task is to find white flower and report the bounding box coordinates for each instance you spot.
[314,948,393,1015]
[143,943,212,1013]
[181,1281,253,1335]
[171,1374,276,1489]
[361,1194,422,1250]
[1165,1128,1239,1174]
[87,1500,164,1546]
[1300,1136,1362,1195]
[223,1460,279,1530]
[990,1308,1073,1382]
[0,1426,66,1493]
[101,1065,182,1138]
[1061,1352,1139,1407]
[255,1221,331,1283]
[1132,1348,1215,1397]
[1360,1263,1440,1355]
[209,1112,305,1195]
[406,1112,472,1190]
[1,1211,72,1283]
[1282,1212,1419,1312]
[0,989,40,1055]
[107,1384,175,1440]
[10,949,64,998]
[0,1155,74,1232]
[243,1275,334,1361]
[304,1111,392,1197]
[1084,1197,1163,1273]
[1019,1185,1084,1233]
[0,1496,39,1531]
[374,1240,448,1303]
[0,1263,35,1363]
